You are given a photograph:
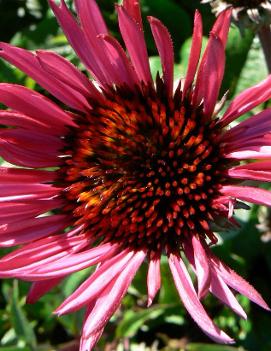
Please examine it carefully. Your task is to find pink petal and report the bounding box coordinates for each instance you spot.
[0,129,64,153]
[80,327,104,351]
[82,250,146,338]
[0,140,61,168]
[0,42,92,112]
[27,243,120,279]
[0,110,59,134]
[48,0,108,86]
[36,50,101,101]
[117,5,152,86]
[191,236,211,299]
[0,215,69,248]
[0,200,62,224]
[55,249,134,315]
[225,147,271,160]
[209,251,270,311]
[99,34,138,88]
[210,272,247,319]
[147,255,161,307]
[0,167,55,183]
[168,252,234,344]
[148,16,174,96]
[227,162,271,182]
[0,227,85,271]
[73,0,119,86]
[0,83,76,129]
[74,0,107,34]
[0,184,60,203]
[221,74,271,126]
[193,33,225,118]
[27,278,63,304]
[123,0,143,28]
[182,10,203,97]
[211,8,232,48]
[221,109,271,143]
[221,185,271,206]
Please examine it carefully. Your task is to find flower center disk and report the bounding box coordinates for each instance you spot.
[62,88,225,250]
[225,0,266,7]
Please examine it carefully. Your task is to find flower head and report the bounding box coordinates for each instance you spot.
[0,0,270,349]
[203,0,271,27]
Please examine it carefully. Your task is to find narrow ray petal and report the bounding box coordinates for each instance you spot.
[168,252,234,344]
[82,250,146,338]
[221,75,271,126]
[117,5,152,85]
[191,236,211,299]
[148,16,174,96]
[209,252,270,311]
[55,249,134,315]
[182,10,203,97]
[147,255,161,306]
[210,272,247,319]
[221,185,271,206]
[193,33,225,117]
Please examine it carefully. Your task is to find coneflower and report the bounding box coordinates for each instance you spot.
[0,1,270,349]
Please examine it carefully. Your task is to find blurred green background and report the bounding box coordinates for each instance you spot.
[0,0,271,350]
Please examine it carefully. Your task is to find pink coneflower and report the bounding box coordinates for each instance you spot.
[0,0,270,349]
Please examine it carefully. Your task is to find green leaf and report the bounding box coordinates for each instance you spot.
[142,0,191,56]
[234,35,268,118]
[0,348,31,351]
[187,344,247,351]
[222,26,254,98]
[9,281,37,350]
[116,306,164,338]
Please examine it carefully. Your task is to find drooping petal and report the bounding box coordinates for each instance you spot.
[221,75,271,126]
[0,227,85,271]
[82,250,146,338]
[210,272,247,319]
[27,278,64,304]
[147,255,161,306]
[191,235,211,299]
[221,185,271,206]
[117,5,152,86]
[182,10,203,97]
[25,243,120,279]
[148,16,174,96]
[55,249,134,315]
[168,252,234,344]
[226,162,271,182]
[209,251,270,311]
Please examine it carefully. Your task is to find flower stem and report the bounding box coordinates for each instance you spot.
[258,25,271,74]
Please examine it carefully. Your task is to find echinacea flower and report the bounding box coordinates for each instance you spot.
[0,0,270,349]
[202,0,271,26]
